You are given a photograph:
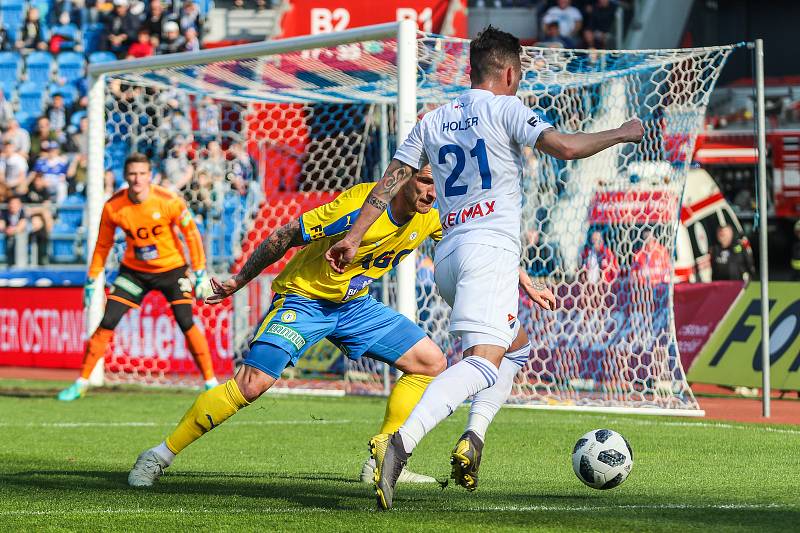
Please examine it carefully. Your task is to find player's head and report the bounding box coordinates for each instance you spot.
[716,224,734,248]
[400,164,436,215]
[124,152,152,197]
[469,25,522,95]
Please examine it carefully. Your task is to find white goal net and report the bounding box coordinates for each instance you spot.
[87,22,738,413]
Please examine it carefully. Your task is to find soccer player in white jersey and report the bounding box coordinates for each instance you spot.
[327,25,644,509]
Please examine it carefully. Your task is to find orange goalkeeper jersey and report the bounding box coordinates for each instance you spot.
[88,185,206,278]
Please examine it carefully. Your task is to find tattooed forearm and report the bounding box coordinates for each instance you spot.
[234,219,303,286]
[366,196,387,211]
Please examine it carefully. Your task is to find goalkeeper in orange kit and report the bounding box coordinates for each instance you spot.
[57,153,218,401]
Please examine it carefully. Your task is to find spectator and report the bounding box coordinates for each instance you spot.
[162,137,194,191]
[1,196,27,266]
[710,224,755,281]
[144,0,173,45]
[30,141,70,202]
[0,21,12,52]
[0,139,29,193]
[45,94,73,136]
[66,116,89,155]
[15,7,48,52]
[197,97,220,143]
[3,119,32,158]
[157,21,187,54]
[186,170,213,222]
[162,106,192,140]
[631,227,670,286]
[583,0,616,49]
[30,117,64,165]
[538,21,574,48]
[104,169,117,199]
[228,141,257,194]
[542,0,583,45]
[184,27,200,52]
[197,140,226,181]
[49,11,80,54]
[105,0,141,58]
[127,28,155,58]
[179,0,204,39]
[66,153,88,195]
[0,92,14,129]
[580,229,619,285]
[21,172,53,265]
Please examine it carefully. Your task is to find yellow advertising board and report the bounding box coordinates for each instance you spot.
[688,282,800,390]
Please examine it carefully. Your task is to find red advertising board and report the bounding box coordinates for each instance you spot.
[0,287,233,378]
[279,0,467,39]
[673,280,744,372]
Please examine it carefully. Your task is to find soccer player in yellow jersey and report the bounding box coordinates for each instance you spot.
[127,166,449,487]
[57,153,218,401]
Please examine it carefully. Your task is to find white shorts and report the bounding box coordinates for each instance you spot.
[434,243,520,351]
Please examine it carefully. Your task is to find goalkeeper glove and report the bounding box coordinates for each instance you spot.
[83,278,96,308]
[194,270,212,300]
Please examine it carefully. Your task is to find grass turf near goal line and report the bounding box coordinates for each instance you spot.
[1,381,797,532]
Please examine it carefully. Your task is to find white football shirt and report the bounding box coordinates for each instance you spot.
[393,89,552,258]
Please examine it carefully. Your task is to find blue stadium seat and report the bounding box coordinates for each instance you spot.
[25,51,54,84]
[58,196,85,229]
[50,226,78,263]
[82,24,105,55]
[196,0,215,15]
[56,52,85,84]
[0,233,5,263]
[50,24,80,50]
[89,51,116,64]
[70,109,86,128]
[17,82,46,117]
[0,3,25,35]
[0,51,22,80]
[15,112,36,132]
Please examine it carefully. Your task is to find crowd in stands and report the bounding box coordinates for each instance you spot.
[0,0,218,266]
[470,0,627,49]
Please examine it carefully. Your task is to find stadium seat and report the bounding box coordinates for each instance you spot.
[15,112,36,132]
[17,82,46,117]
[82,24,105,55]
[0,52,22,80]
[58,196,85,229]
[50,226,78,263]
[50,24,80,51]
[89,51,116,64]
[0,233,5,263]
[25,51,54,84]
[57,52,85,84]
[0,3,25,36]
[70,110,86,128]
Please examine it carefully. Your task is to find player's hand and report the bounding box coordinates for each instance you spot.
[521,280,556,311]
[619,118,645,143]
[193,270,213,300]
[325,237,359,274]
[205,277,241,305]
[83,278,96,308]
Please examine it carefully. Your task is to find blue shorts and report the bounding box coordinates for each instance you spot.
[245,293,427,379]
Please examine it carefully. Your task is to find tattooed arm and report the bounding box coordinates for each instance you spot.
[205,219,304,304]
[325,159,417,273]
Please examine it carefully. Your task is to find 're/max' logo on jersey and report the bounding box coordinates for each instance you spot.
[442,200,496,230]
[442,117,479,132]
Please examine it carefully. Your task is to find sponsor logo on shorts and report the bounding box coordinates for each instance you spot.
[508,313,516,329]
[113,276,143,296]
[281,310,297,323]
[442,200,496,231]
[265,323,306,350]
[343,274,376,301]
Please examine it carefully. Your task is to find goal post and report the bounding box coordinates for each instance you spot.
[86,22,743,414]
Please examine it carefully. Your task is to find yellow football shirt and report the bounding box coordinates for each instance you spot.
[272,182,442,303]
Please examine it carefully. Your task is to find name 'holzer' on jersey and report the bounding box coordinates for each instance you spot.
[442,117,479,132]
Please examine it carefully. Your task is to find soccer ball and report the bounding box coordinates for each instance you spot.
[571,429,633,490]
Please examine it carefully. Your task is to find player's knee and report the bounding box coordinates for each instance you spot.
[234,365,276,402]
[396,338,446,377]
[172,304,195,332]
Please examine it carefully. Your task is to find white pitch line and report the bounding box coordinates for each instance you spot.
[0,419,352,428]
[0,503,793,516]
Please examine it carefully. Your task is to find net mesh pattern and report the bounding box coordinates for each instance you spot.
[99,34,736,409]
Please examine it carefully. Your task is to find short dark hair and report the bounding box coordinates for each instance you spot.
[124,152,151,173]
[469,25,522,85]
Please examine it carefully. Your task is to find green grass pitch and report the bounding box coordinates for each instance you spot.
[1,380,798,532]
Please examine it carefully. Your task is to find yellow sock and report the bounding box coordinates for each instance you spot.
[379,374,433,434]
[165,379,250,454]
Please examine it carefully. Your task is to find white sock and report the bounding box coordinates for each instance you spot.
[154,441,176,466]
[398,356,498,454]
[205,378,219,388]
[76,377,89,387]
[465,343,530,441]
